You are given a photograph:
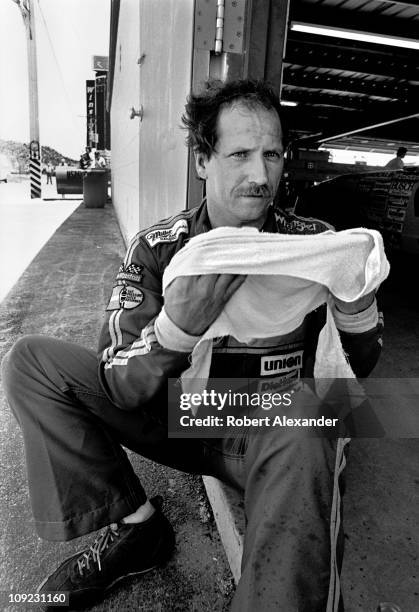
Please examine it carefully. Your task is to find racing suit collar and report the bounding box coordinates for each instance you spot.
[193,199,279,234]
[193,199,213,234]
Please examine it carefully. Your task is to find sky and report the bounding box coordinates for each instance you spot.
[0,0,110,159]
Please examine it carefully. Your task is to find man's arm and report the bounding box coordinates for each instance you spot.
[98,236,245,410]
[332,293,383,377]
[98,236,193,410]
[163,274,246,335]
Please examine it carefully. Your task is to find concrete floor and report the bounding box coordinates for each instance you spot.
[0,178,80,302]
[0,187,234,612]
[340,259,419,612]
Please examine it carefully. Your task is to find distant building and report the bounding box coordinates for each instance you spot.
[85,56,110,152]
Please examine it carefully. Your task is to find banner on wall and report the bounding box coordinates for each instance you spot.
[86,80,96,147]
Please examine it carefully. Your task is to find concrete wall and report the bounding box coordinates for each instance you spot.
[137,0,194,230]
[110,0,140,243]
[110,0,194,243]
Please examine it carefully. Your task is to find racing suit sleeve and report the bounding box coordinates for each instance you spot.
[97,236,199,411]
[333,298,384,377]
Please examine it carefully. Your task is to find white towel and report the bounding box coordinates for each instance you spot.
[162,226,390,398]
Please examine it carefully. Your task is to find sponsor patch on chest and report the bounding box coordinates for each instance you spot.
[275,211,328,234]
[260,350,303,376]
[106,284,144,310]
[145,219,188,247]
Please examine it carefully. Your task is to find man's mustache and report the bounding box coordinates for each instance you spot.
[236,186,272,197]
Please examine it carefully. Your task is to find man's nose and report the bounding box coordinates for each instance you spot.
[247,155,268,185]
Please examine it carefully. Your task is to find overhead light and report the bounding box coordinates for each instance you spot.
[280,100,298,106]
[290,22,419,51]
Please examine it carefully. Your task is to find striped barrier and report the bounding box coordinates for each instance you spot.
[29,140,42,199]
[29,157,42,198]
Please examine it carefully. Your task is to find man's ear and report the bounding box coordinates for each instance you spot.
[194,152,209,180]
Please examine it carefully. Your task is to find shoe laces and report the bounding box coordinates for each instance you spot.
[77,523,120,575]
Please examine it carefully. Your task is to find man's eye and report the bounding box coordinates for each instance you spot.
[265,151,282,159]
[232,151,248,159]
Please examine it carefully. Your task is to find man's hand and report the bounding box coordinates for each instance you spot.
[164,274,247,336]
[333,290,376,315]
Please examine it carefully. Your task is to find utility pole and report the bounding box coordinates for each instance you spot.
[13,0,42,198]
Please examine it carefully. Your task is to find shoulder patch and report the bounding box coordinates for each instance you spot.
[136,208,196,238]
[116,263,144,283]
[106,284,144,311]
[145,218,189,247]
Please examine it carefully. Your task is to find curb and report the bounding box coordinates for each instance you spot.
[202,476,245,584]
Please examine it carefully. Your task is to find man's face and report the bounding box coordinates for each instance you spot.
[195,102,284,228]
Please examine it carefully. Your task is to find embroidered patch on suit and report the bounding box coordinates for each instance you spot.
[116,263,144,283]
[106,284,144,310]
[275,211,330,234]
[145,219,188,247]
[260,350,304,376]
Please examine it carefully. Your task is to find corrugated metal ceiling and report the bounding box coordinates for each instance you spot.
[281,0,419,153]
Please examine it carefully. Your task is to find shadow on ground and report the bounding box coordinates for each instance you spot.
[0,202,234,612]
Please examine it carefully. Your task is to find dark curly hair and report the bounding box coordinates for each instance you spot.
[181,79,284,158]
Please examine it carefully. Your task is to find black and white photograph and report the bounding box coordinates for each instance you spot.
[0,1,418,611]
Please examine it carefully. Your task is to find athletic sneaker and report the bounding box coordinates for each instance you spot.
[37,496,175,610]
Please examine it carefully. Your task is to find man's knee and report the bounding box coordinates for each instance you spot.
[287,433,337,464]
[2,335,47,391]
[246,431,338,481]
[292,437,340,485]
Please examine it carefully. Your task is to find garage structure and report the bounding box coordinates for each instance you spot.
[107,0,419,240]
[282,0,419,151]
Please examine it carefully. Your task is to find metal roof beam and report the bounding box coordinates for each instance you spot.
[356,122,419,144]
[285,34,419,81]
[290,5,419,41]
[282,107,409,135]
[282,67,414,101]
[379,0,419,6]
[319,112,419,143]
[281,89,411,113]
[289,109,419,146]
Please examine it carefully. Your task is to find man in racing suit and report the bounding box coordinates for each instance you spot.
[2,80,382,612]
